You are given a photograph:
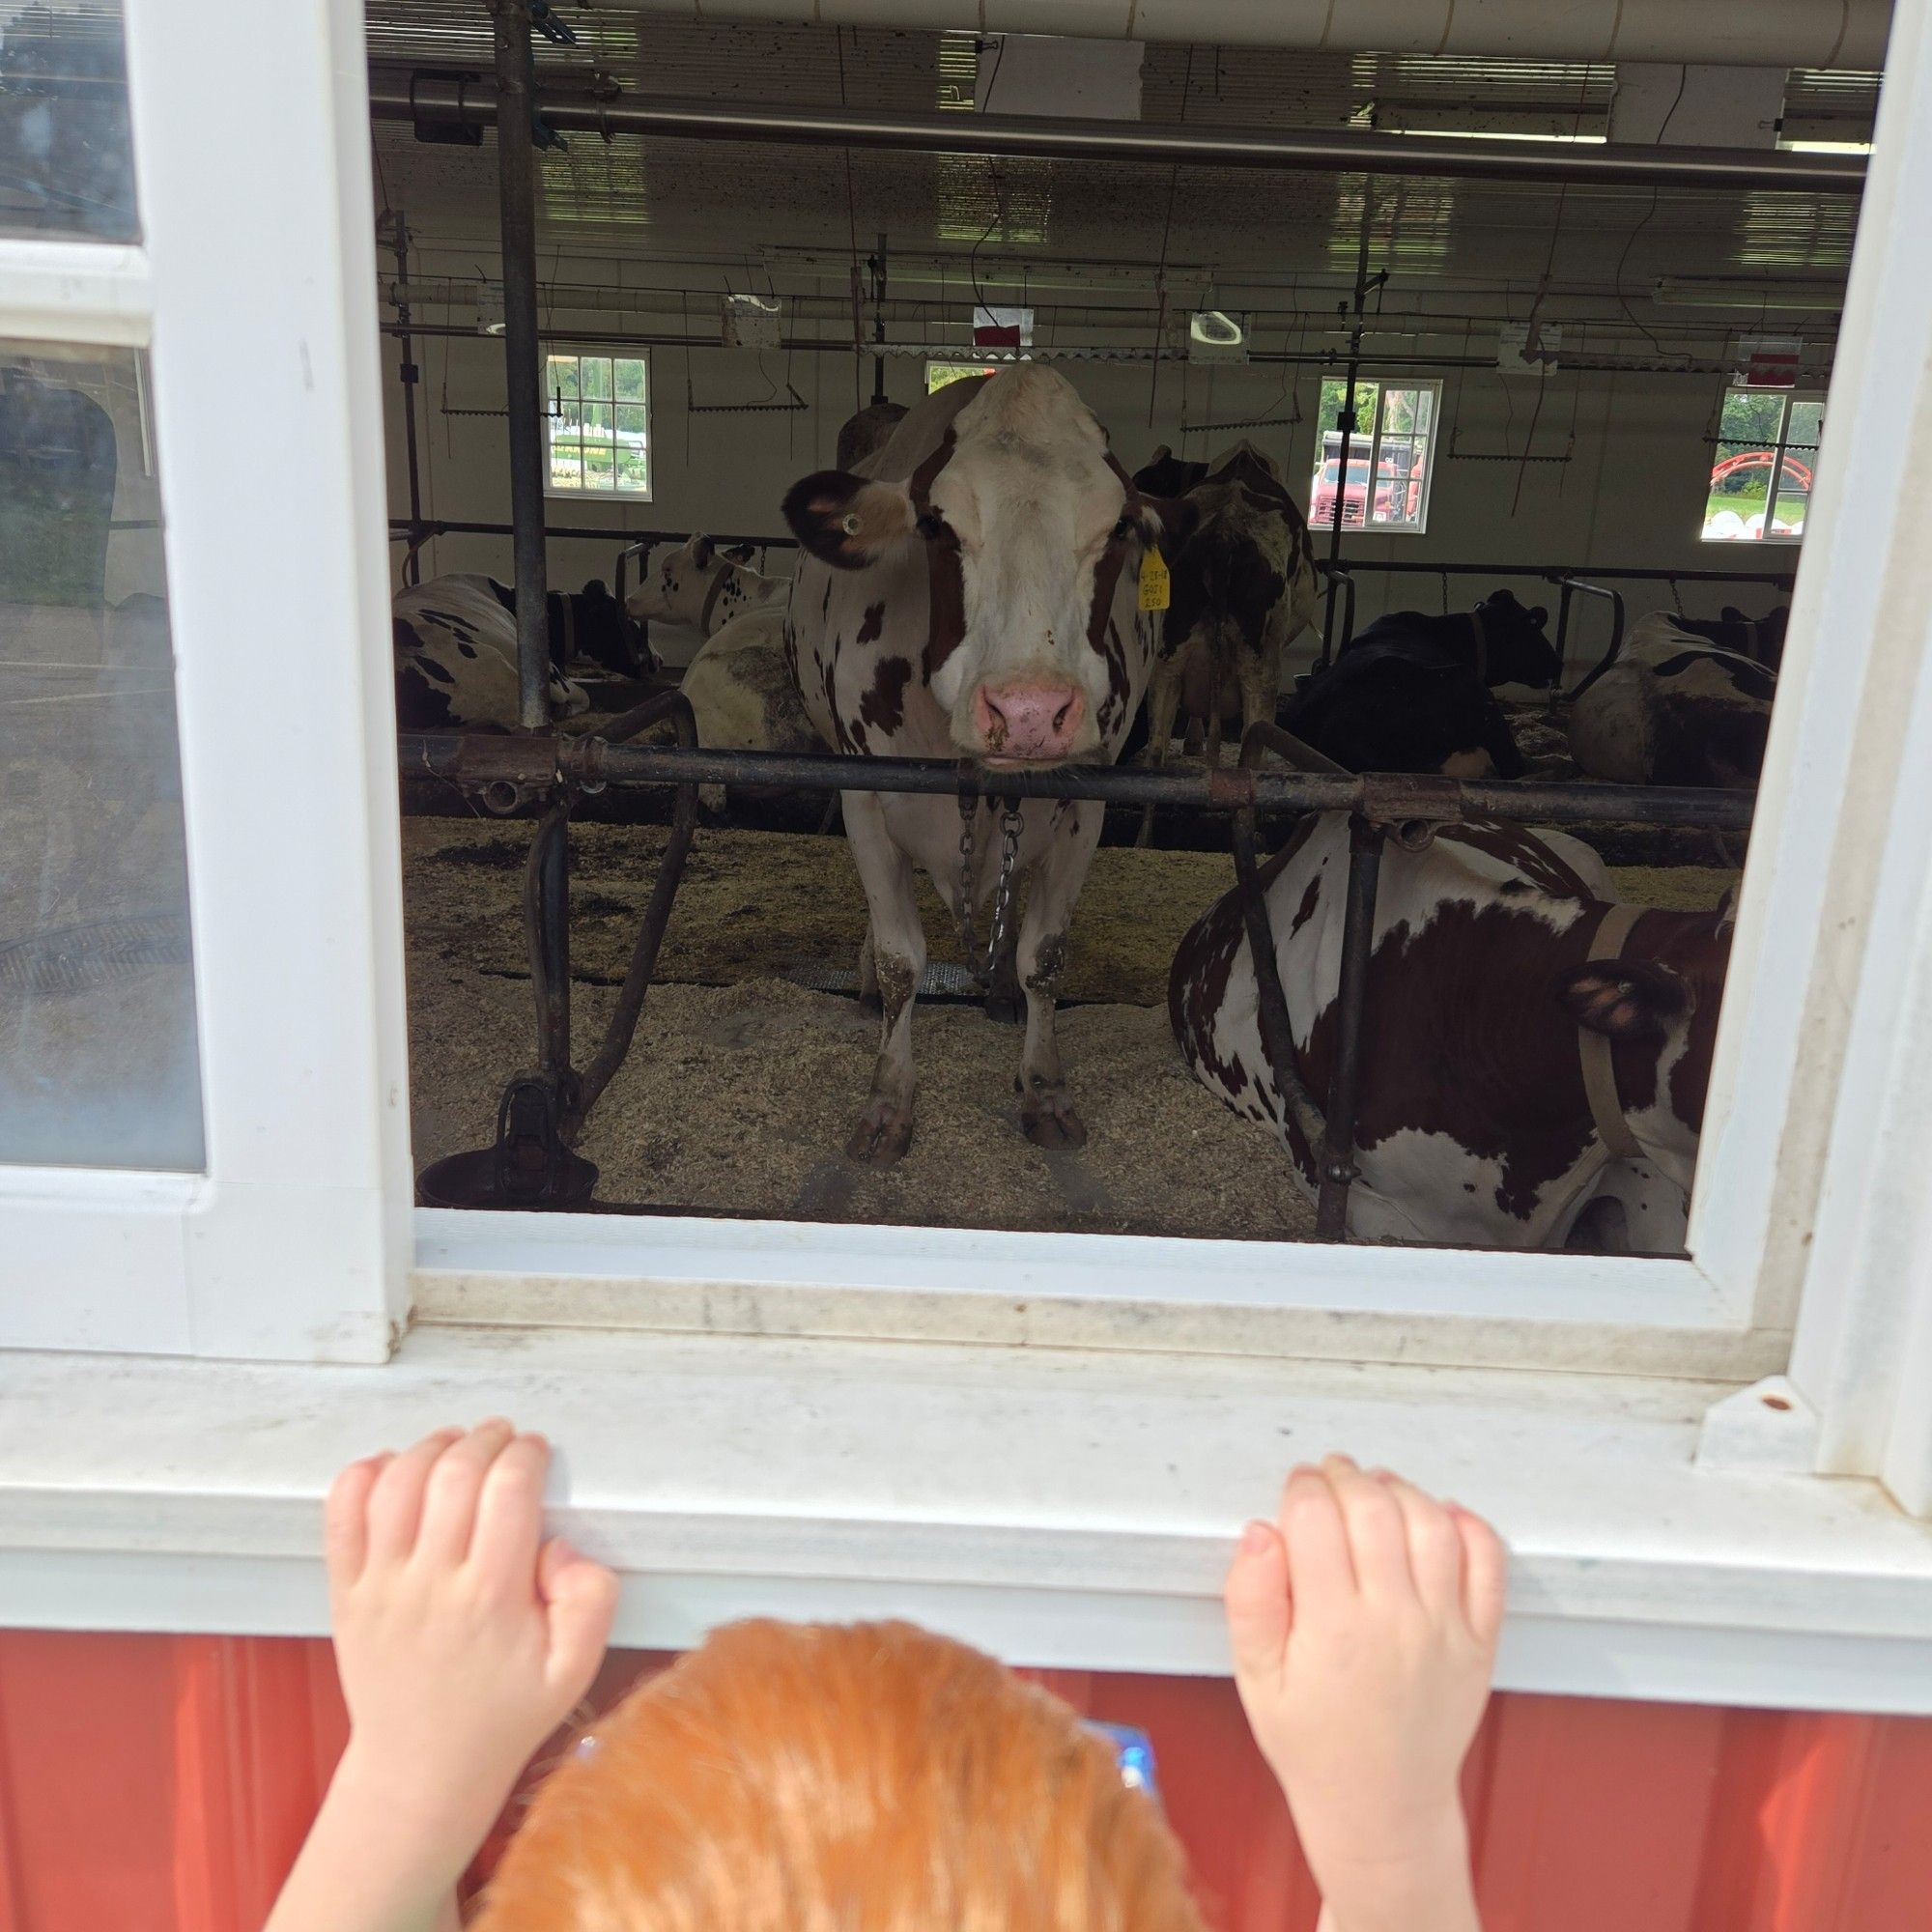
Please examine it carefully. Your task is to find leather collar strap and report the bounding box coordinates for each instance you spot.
[696,562,731,636]
[1466,607,1488,684]
[1578,902,1646,1161]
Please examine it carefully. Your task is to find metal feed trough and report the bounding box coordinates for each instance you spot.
[397,4,1775,1236]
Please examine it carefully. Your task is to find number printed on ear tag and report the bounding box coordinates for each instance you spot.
[1138,547,1171,612]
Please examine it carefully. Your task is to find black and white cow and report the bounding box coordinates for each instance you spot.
[1569,612,1776,788]
[1275,591,1559,778]
[625,534,788,643]
[393,574,616,730]
[1169,812,1734,1249]
[1672,603,1789,671]
[780,366,1180,1161]
[1130,440,1319,771]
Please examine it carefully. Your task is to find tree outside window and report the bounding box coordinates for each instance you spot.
[1309,379,1440,533]
[545,352,650,498]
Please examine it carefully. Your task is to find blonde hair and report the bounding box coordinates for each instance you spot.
[474,1619,1207,1932]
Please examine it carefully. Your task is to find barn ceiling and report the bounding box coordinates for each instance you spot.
[363,6,1875,300]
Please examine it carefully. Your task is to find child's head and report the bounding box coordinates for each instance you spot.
[474,1618,1206,1932]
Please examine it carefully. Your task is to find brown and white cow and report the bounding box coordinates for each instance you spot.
[781,367,1179,1161]
[1132,440,1319,774]
[1569,611,1776,789]
[1168,813,1734,1249]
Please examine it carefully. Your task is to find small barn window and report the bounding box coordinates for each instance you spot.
[925,360,1004,392]
[1309,378,1441,533]
[543,350,650,499]
[1702,387,1822,543]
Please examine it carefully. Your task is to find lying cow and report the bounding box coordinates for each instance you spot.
[394,574,619,730]
[1131,440,1319,774]
[626,534,787,641]
[1168,812,1733,1249]
[781,365,1178,1161]
[679,603,829,809]
[1673,602,1789,671]
[1276,591,1558,777]
[1569,612,1775,788]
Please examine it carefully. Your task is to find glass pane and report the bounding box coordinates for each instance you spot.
[0,1,139,242]
[580,356,611,401]
[1704,387,1787,543]
[582,400,611,435]
[1310,378,1378,528]
[581,442,615,492]
[615,446,649,493]
[547,439,582,490]
[1772,397,1824,538]
[612,356,647,403]
[0,341,202,1169]
[614,403,645,438]
[547,355,581,403]
[1369,435,1428,530]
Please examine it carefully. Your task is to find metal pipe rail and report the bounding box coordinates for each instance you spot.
[369,71,1866,197]
[1319,557,1798,585]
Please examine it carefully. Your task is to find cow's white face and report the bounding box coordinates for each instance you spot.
[784,368,1172,765]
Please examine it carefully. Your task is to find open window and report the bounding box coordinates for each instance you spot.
[1308,379,1441,533]
[1701,386,1823,543]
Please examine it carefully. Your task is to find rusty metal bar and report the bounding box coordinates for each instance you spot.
[524,796,573,1084]
[1314,817,1387,1240]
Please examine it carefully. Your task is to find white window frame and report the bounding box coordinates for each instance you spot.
[541,345,652,502]
[0,0,1926,1539]
[1700,384,1824,546]
[1309,375,1442,536]
[0,0,410,1362]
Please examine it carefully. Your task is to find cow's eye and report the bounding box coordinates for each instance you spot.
[1111,514,1137,543]
[915,509,948,541]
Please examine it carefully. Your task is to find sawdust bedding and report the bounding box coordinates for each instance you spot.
[402,816,1734,1236]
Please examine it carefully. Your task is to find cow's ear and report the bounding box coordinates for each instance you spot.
[1138,494,1197,553]
[782,469,917,570]
[723,541,758,564]
[581,578,610,604]
[1527,604,1548,628]
[689,535,716,569]
[1554,959,1688,1041]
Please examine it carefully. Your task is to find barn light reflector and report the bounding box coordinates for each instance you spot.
[1189,310,1248,363]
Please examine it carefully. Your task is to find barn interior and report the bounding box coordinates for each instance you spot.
[355,7,1873,1248]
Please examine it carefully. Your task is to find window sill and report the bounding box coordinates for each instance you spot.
[2,1324,1928,1713]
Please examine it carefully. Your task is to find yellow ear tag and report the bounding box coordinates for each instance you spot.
[1138,547,1171,612]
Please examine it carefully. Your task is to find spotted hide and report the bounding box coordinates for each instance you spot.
[1169,813,1733,1249]
[1569,612,1776,788]
[1130,440,1319,767]
[1278,590,1559,778]
[393,574,594,730]
[626,534,787,643]
[1673,603,1789,670]
[779,366,1181,1162]
[679,602,829,807]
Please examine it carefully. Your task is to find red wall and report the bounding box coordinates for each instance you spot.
[2,1632,1929,1932]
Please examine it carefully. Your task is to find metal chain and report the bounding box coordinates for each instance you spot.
[955,796,1025,984]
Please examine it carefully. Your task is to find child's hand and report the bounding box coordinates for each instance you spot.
[1223,1456,1506,1932]
[325,1420,619,1856]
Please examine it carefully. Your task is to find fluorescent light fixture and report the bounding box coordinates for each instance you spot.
[1654,276,1844,311]
[1189,309,1248,362]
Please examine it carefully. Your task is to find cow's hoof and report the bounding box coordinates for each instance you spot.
[1021,1092,1088,1151]
[983,989,1024,1026]
[846,1100,913,1166]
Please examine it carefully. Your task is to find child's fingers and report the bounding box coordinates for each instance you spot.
[322,1453,389,1594]
[538,1538,619,1708]
[1453,1505,1509,1648]
[1375,1470,1464,1616]
[413,1418,517,1566]
[364,1426,465,1565]
[1321,1454,1413,1602]
[467,1432,552,1589]
[1278,1465,1357,1605]
[1223,1518,1293,1686]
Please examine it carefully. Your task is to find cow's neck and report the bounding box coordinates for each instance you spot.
[696,564,735,634]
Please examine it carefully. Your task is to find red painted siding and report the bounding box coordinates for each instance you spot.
[2,1633,1928,1932]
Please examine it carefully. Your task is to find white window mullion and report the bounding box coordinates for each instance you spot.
[0,240,153,348]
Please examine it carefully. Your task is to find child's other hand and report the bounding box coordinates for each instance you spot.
[1223,1456,1505,1930]
[325,1420,619,1854]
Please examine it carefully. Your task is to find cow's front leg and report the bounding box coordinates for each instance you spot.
[842,790,923,1164]
[1014,802,1102,1150]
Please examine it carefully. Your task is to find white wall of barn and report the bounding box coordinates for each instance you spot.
[375,243,1806,668]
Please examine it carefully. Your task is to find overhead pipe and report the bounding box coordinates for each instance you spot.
[370,74,1866,196]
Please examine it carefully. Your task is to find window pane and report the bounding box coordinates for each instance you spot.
[548,440,582,490]
[1704,387,1789,542]
[1310,378,1378,528]
[614,403,645,438]
[0,2,139,242]
[580,356,611,401]
[581,443,615,491]
[547,355,581,403]
[615,446,649,492]
[582,401,611,436]
[0,341,202,1170]
[612,357,647,403]
[1773,398,1824,538]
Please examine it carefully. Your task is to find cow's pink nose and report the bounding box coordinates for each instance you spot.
[974,681,1085,760]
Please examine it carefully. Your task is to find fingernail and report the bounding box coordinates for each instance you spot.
[521,1431,549,1451]
[1239,1519,1274,1554]
[478,1416,514,1434]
